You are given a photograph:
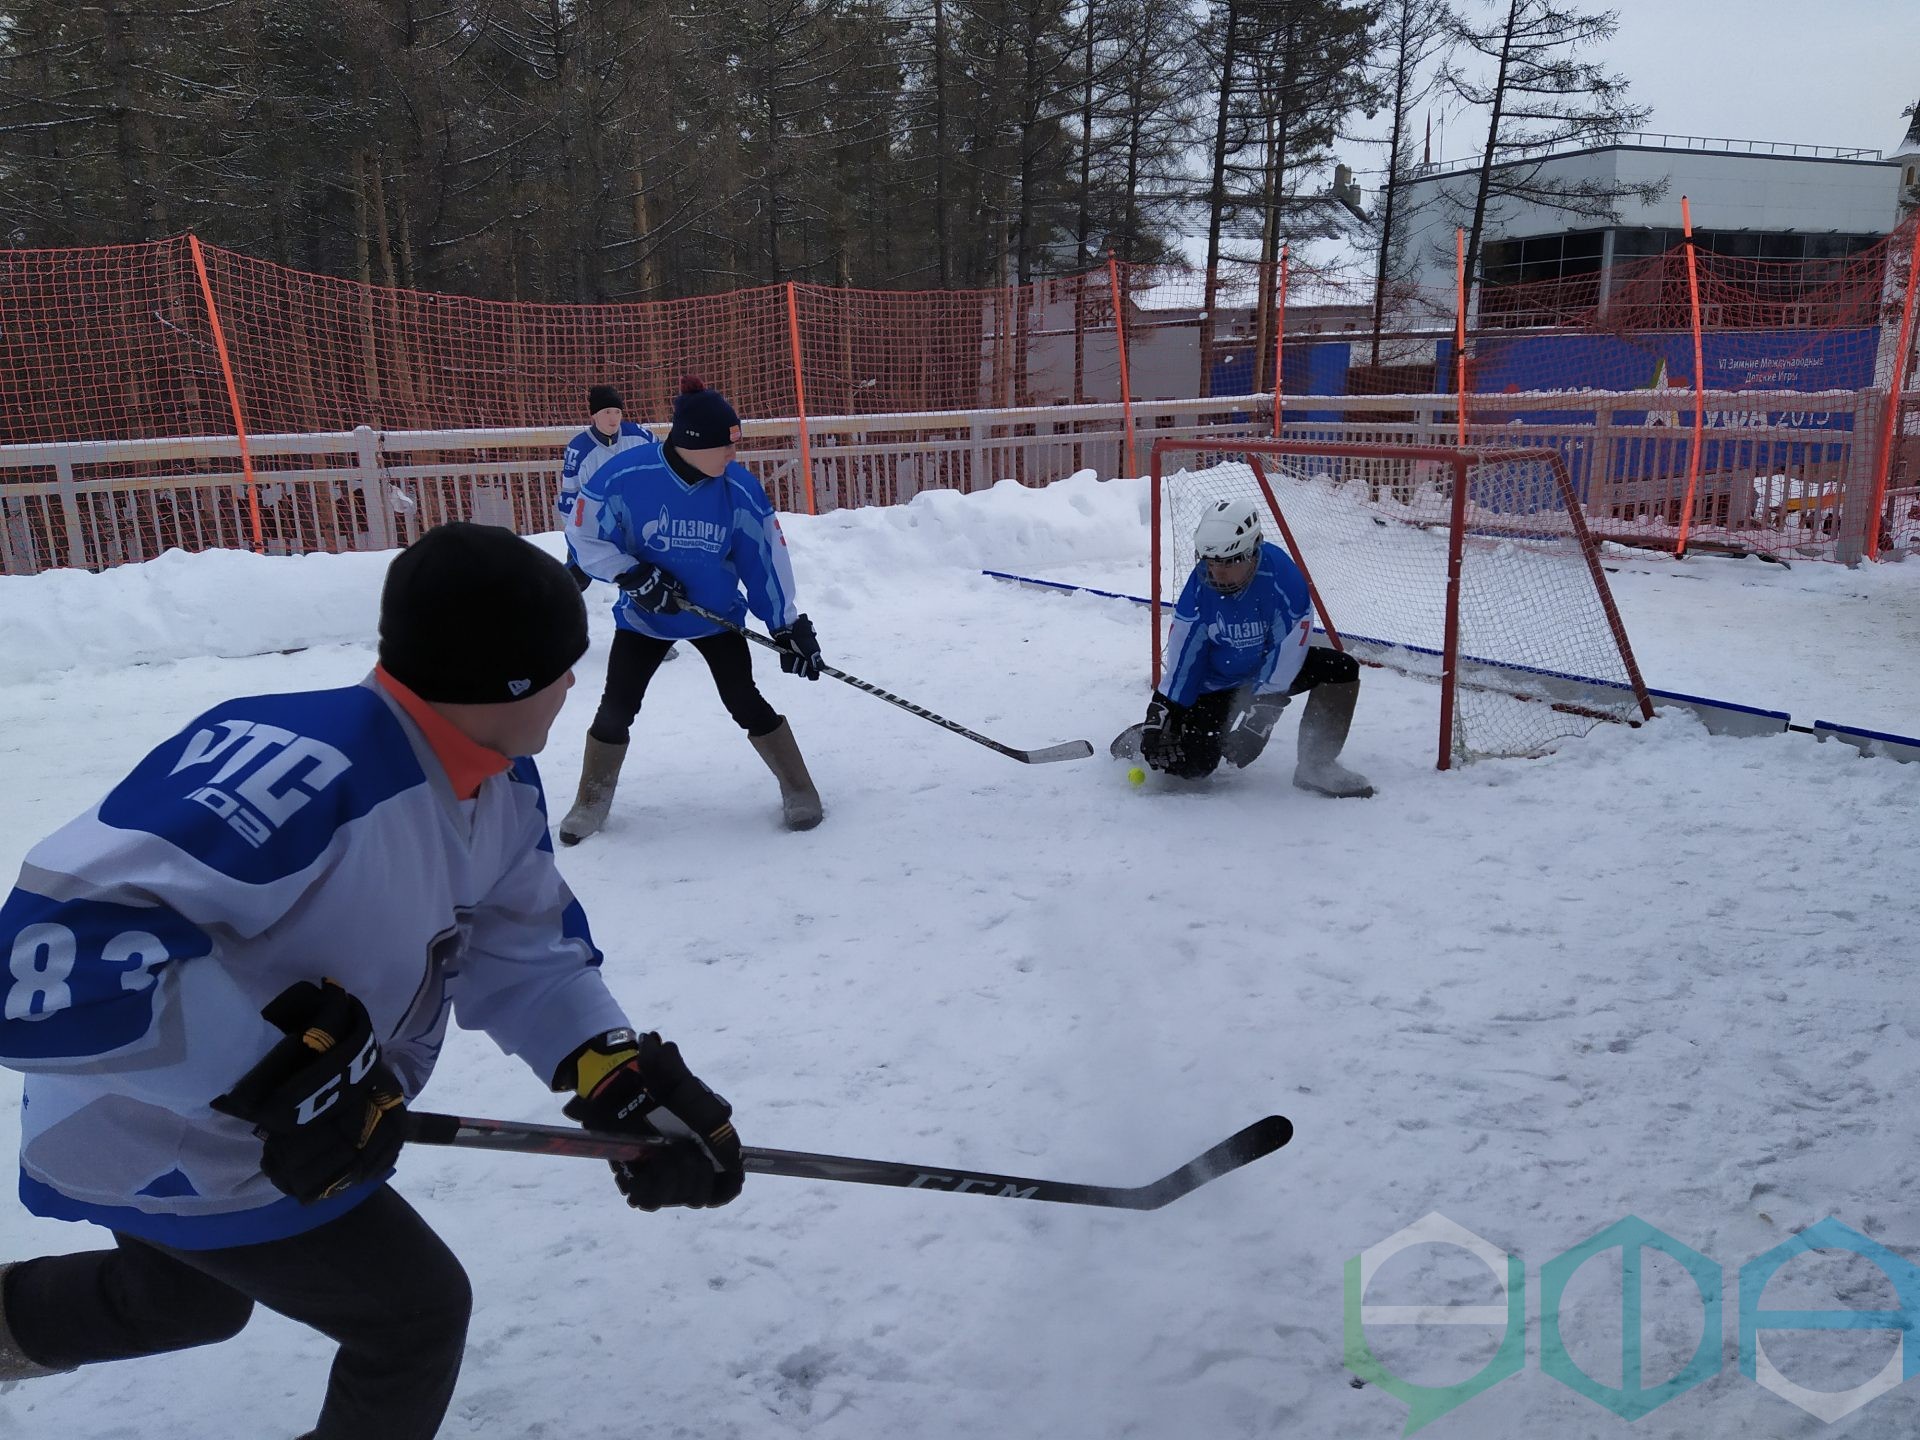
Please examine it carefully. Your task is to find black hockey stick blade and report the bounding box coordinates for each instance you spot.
[405,1112,1291,1211]
[674,600,1092,765]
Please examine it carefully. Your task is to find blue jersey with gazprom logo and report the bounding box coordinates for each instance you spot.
[0,676,628,1250]
[570,440,801,641]
[1161,542,1313,707]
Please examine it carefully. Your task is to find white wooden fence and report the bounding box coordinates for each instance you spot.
[0,388,1908,574]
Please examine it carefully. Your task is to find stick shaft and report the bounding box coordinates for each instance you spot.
[675,601,1091,764]
[404,1112,1290,1210]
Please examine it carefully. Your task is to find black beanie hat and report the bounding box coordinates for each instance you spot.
[378,522,589,705]
[665,375,741,451]
[587,384,624,414]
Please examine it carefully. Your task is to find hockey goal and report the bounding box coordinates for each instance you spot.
[1151,439,1654,769]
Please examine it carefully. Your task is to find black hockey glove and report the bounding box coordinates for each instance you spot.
[1220,689,1288,769]
[558,1029,744,1212]
[615,561,686,615]
[1140,691,1187,773]
[211,979,407,1205]
[772,613,824,680]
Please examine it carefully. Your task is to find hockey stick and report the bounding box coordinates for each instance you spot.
[673,599,1093,765]
[405,1112,1291,1211]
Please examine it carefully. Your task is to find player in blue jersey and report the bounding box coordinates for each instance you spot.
[557,384,654,590]
[0,524,745,1437]
[561,376,826,838]
[1115,498,1374,797]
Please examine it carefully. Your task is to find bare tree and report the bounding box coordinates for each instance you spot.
[1366,0,1451,360]
[1442,0,1660,291]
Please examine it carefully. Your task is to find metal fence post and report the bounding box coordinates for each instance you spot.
[1836,392,1881,566]
[55,457,88,568]
[354,425,397,552]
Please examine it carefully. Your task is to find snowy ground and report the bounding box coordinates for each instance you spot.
[2,473,1918,1440]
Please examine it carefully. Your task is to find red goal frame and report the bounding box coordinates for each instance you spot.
[1149,438,1655,770]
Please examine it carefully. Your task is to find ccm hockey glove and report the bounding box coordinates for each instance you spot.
[772,613,824,680]
[1140,691,1187,773]
[615,561,687,615]
[558,1029,744,1211]
[212,980,407,1205]
[1220,689,1288,769]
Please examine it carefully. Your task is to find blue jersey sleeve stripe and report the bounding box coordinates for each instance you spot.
[560,897,603,968]
[1164,568,1210,706]
[726,472,798,629]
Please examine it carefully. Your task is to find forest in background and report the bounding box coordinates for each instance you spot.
[0,0,1657,306]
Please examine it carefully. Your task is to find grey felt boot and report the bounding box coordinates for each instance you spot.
[1292,681,1375,798]
[558,735,629,845]
[749,719,824,830]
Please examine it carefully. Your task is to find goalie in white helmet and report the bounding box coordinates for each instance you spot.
[1113,497,1374,796]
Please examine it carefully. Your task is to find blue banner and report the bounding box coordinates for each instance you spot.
[1442,328,1880,432]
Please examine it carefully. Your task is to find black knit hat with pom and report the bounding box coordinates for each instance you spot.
[665,375,741,451]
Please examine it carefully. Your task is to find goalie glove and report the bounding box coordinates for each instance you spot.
[1221,689,1288,769]
[1140,691,1187,773]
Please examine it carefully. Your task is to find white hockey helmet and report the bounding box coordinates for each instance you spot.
[1193,499,1263,564]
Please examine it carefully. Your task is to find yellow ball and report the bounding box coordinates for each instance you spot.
[1127,766,1147,787]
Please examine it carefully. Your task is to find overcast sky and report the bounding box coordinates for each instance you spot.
[1419,0,1915,164]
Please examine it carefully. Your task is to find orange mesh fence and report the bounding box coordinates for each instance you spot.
[0,237,233,444]
[1462,221,1914,562]
[2,220,1915,573]
[194,246,802,436]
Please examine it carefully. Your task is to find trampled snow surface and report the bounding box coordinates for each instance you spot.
[2,474,1918,1440]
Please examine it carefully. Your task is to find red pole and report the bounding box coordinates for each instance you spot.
[1454,229,1468,447]
[187,235,264,555]
[1109,252,1137,478]
[1150,442,1164,689]
[1437,450,1471,770]
[1271,244,1289,437]
[1866,222,1920,560]
[785,282,817,515]
[1676,197,1707,557]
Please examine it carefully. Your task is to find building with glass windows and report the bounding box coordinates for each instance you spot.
[1395,127,1907,329]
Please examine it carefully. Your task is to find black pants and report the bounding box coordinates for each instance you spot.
[5,1186,470,1440]
[589,626,781,744]
[1151,645,1358,779]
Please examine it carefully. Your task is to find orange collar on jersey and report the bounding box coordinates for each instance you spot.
[374,666,512,801]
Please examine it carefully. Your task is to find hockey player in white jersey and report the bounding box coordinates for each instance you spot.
[0,523,746,1438]
[557,384,654,589]
[1114,499,1374,796]
[561,375,827,838]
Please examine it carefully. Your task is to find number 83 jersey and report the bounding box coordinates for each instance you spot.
[0,675,627,1250]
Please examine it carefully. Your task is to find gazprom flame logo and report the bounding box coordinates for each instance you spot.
[640,505,672,552]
